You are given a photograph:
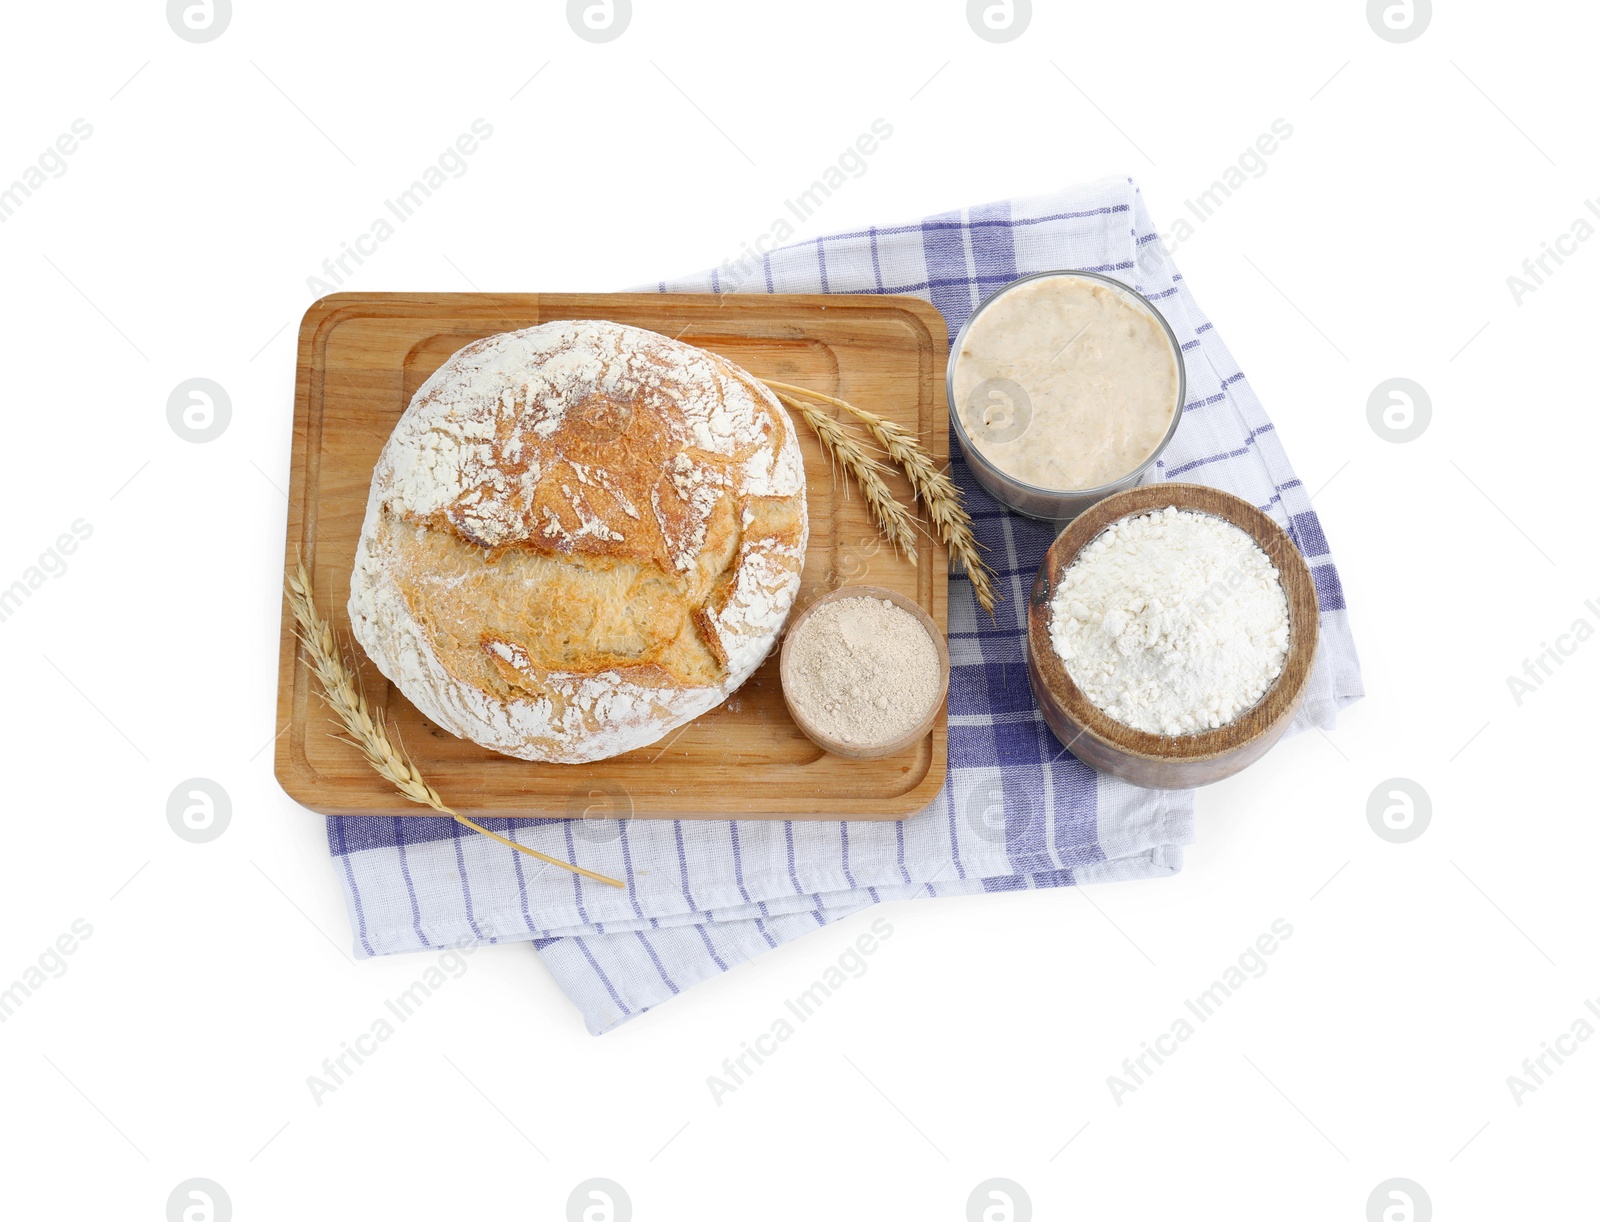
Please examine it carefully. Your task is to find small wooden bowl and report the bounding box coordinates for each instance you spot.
[1026,483,1320,789]
[780,584,951,761]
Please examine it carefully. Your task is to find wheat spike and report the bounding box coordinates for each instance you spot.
[765,380,1000,616]
[284,561,624,889]
[771,390,920,564]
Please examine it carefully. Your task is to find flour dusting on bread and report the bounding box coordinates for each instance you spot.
[349,320,808,764]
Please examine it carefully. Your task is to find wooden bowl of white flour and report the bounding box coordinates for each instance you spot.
[1026,483,1320,789]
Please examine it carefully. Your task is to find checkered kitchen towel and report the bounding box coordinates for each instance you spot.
[325,176,1363,1034]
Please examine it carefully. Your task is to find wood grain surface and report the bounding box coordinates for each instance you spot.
[274,292,949,819]
[1025,482,1320,790]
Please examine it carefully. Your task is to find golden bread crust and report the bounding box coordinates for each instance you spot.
[349,320,808,763]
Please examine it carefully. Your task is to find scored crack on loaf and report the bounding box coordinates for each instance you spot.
[349,319,809,764]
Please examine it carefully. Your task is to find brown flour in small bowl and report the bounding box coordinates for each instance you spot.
[784,596,941,747]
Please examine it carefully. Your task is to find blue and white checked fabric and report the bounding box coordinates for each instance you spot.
[325,176,1363,1034]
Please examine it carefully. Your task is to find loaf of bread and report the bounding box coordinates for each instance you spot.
[349,319,809,763]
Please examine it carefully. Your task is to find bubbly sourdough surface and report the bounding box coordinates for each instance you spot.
[953,275,1180,491]
[349,320,809,763]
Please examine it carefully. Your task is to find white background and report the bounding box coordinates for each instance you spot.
[1,1,1594,1219]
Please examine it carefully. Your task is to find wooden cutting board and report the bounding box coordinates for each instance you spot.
[274,292,950,820]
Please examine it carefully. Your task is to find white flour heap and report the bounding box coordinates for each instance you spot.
[1047,507,1291,735]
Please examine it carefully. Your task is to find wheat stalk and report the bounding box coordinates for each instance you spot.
[765,380,1000,616]
[769,389,920,563]
[284,561,624,890]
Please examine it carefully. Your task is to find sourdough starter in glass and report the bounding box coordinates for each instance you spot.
[952,274,1181,491]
